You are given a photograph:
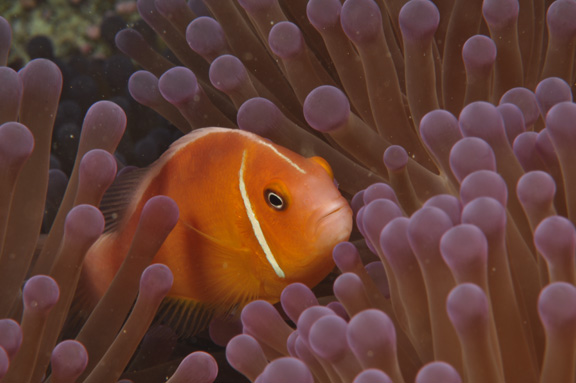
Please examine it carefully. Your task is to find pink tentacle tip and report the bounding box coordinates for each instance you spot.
[23,275,60,314]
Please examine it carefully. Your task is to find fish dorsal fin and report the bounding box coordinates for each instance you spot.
[100,167,149,233]
[155,296,222,338]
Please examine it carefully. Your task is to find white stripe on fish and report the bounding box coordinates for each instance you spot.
[238,150,286,278]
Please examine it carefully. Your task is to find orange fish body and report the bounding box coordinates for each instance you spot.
[82,128,352,332]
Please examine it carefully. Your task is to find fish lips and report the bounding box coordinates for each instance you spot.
[313,198,354,243]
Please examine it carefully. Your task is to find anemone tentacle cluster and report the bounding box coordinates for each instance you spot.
[0,15,218,383]
[2,0,576,381]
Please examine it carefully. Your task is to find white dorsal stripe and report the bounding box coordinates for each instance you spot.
[167,128,306,174]
[238,150,286,279]
[255,139,306,174]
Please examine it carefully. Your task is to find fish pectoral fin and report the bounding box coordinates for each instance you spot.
[181,220,252,256]
[155,296,232,338]
[99,167,149,233]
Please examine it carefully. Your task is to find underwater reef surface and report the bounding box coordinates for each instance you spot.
[2,0,576,382]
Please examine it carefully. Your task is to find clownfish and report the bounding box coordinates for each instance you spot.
[81,127,353,335]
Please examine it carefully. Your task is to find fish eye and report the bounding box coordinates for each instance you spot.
[265,189,286,211]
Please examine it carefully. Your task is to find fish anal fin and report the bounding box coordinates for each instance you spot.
[155,296,231,339]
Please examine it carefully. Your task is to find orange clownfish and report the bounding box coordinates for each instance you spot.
[81,127,353,335]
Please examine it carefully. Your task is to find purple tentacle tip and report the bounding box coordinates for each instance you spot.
[209,55,248,93]
[462,35,497,72]
[128,71,161,107]
[482,0,519,29]
[353,368,393,383]
[309,315,349,361]
[379,217,413,268]
[517,170,556,209]
[499,87,540,126]
[399,0,440,42]
[419,109,461,148]
[416,361,462,383]
[461,197,507,239]
[167,352,218,383]
[260,357,314,383]
[268,22,304,59]
[460,170,508,206]
[186,17,226,58]
[333,241,361,273]
[497,103,525,144]
[158,67,199,105]
[79,149,117,186]
[237,97,281,137]
[296,306,335,345]
[547,0,576,38]
[362,183,398,205]
[546,101,576,140]
[513,131,541,172]
[226,334,267,381]
[327,301,350,320]
[64,204,105,246]
[408,206,453,255]
[0,122,34,170]
[140,195,180,234]
[449,137,497,181]
[440,224,488,281]
[361,198,403,247]
[76,101,126,158]
[307,0,342,29]
[535,129,558,167]
[446,283,489,333]
[0,319,22,359]
[347,309,396,365]
[383,145,408,172]
[51,340,88,383]
[534,216,576,271]
[459,101,506,143]
[280,283,319,324]
[340,0,383,44]
[535,77,573,118]
[423,194,462,225]
[538,282,576,334]
[23,275,60,314]
[139,263,174,302]
[78,149,117,205]
[304,85,350,133]
[241,300,292,354]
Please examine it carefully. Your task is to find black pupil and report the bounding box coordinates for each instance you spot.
[267,191,284,209]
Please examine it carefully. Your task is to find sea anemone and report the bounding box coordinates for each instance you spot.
[112,0,576,381]
[0,15,219,383]
[2,0,576,381]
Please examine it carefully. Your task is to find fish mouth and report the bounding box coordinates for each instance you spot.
[314,199,353,237]
[319,204,347,222]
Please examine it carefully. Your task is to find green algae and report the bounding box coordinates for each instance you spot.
[1,0,138,64]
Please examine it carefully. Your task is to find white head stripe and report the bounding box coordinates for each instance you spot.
[238,151,286,278]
